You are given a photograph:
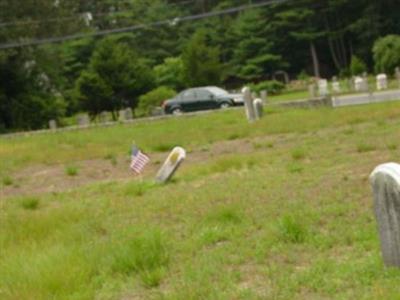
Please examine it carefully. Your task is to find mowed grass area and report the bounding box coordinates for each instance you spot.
[2,103,400,298]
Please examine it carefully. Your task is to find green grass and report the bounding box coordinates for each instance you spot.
[2,176,13,186]
[2,102,400,298]
[65,165,79,176]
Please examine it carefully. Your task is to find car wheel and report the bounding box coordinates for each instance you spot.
[172,108,183,115]
[220,102,231,109]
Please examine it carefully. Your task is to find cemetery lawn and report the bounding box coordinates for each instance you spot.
[2,102,400,299]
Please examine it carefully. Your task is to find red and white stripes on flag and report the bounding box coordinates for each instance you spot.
[130,146,150,174]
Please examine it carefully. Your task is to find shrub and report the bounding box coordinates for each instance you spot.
[350,55,367,76]
[136,86,176,117]
[373,35,400,74]
[250,80,285,95]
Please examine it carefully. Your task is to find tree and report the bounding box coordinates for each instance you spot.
[373,35,400,74]
[231,9,283,81]
[153,57,185,90]
[182,30,222,87]
[76,37,154,117]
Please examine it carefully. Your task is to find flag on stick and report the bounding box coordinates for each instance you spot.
[130,145,150,174]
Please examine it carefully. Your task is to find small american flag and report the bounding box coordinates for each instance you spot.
[130,146,150,174]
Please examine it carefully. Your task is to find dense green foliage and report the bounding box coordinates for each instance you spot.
[373,35,400,74]
[136,86,176,117]
[0,0,399,131]
[350,55,367,76]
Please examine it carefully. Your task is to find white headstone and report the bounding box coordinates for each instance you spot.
[77,114,90,127]
[332,81,341,94]
[308,83,317,98]
[99,111,112,123]
[377,74,388,91]
[253,98,263,120]
[260,90,268,104]
[242,87,256,122]
[155,147,186,183]
[370,163,400,267]
[354,76,364,92]
[49,120,57,130]
[318,79,328,96]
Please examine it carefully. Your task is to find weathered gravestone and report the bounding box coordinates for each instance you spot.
[77,113,90,127]
[370,163,400,267]
[49,119,57,130]
[99,111,112,123]
[253,98,263,120]
[125,108,133,120]
[377,74,388,91]
[395,67,400,88]
[155,147,186,183]
[308,83,317,98]
[354,76,364,92]
[260,90,268,104]
[118,109,126,122]
[318,79,328,96]
[242,87,256,122]
[331,77,341,94]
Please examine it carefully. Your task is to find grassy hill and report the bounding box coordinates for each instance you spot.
[2,103,400,299]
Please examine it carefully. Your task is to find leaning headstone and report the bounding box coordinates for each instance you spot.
[242,87,256,122]
[253,99,263,120]
[370,163,400,267]
[77,113,90,127]
[49,120,57,130]
[155,147,186,183]
[260,90,268,104]
[308,83,317,98]
[377,73,388,91]
[99,111,112,123]
[318,79,328,96]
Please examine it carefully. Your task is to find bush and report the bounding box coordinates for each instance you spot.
[250,80,285,95]
[373,35,400,74]
[136,87,176,117]
[350,55,367,76]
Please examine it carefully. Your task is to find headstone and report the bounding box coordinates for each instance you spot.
[370,163,400,267]
[151,107,164,116]
[331,77,341,94]
[260,90,268,104]
[99,111,112,123]
[118,110,126,122]
[308,83,317,98]
[253,99,263,120]
[77,113,90,127]
[125,108,133,120]
[395,67,400,88]
[361,74,369,92]
[155,147,186,183]
[242,87,256,122]
[354,76,364,92]
[377,74,388,91]
[318,79,328,96]
[49,120,57,130]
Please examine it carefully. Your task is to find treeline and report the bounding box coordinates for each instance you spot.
[0,0,399,131]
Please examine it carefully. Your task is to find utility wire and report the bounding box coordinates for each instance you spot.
[0,0,289,50]
[0,0,196,28]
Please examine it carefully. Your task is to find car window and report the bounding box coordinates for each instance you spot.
[196,89,212,100]
[182,89,196,100]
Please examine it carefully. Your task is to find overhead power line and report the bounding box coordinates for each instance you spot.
[0,0,288,50]
[0,0,196,28]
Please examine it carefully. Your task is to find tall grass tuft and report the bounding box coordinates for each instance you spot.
[65,165,79,176]
[291,148,306,160]
[21,197,40,210]
[110,229,169,287]
[278,215,307,243]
